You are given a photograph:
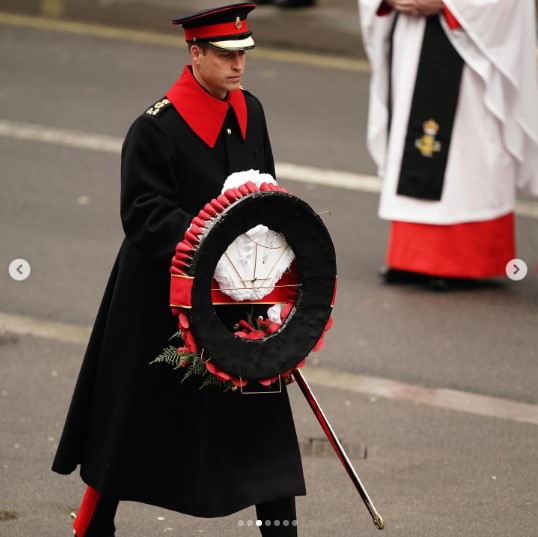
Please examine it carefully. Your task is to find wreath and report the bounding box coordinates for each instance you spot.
[152,170,336,391]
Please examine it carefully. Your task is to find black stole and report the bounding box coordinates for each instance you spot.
[395,15,464,201]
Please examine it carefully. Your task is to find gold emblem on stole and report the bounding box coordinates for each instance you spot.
[415,118,441,157]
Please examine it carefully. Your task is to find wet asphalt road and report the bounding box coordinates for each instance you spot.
[0,13,537,537]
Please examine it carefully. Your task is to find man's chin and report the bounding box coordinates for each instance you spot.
[227,80,242,91]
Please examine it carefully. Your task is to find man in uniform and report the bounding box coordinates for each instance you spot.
[358,0,538,288]
[52,4,305,536]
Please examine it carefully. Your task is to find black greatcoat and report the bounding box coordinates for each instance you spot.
[52,67,306,517]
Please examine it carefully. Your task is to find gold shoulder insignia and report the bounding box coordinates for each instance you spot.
[145,98,171,117]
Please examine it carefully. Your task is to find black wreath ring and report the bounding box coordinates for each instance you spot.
[171,185,337,382]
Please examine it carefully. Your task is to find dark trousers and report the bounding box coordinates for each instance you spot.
[80,492,298,536]
[256,496,298,536]
[80,494,117,537]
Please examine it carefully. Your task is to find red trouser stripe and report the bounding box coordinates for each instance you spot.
[73,486,101,537]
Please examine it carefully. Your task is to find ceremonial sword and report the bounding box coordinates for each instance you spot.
[292,369,385,530]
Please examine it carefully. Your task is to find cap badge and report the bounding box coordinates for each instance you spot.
[235,17,242,30]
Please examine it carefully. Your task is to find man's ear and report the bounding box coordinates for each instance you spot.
[190,44,203,65]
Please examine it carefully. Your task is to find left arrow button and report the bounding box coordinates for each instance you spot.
[8,259,31,281]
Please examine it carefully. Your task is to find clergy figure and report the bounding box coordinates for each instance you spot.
[52,4,305,536]
[358,0,538,288]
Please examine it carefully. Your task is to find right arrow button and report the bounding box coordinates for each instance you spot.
[506,259,528,281]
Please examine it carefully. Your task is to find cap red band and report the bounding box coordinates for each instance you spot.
[184,20,249,41]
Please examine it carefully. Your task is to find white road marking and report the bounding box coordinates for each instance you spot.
[303,366,538,426]
[0,119,122,154]
[0,11,370,73]
[1,310,537,425]
[1,118,537,219]
[0,311,91,345]
[275,162,382,193]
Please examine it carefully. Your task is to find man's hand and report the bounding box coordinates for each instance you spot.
[284,373,296,385]
[384,0,443,17]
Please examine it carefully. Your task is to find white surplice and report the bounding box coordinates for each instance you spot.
[358,0,538,225]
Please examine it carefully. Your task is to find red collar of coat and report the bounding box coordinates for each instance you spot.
[165,65,247,148]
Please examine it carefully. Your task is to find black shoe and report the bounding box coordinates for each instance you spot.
[379,266,429,285]
[429,277,451,291]
[429,276,496,291]
[274,0,316,7]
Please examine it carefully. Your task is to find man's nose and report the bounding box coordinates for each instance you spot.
[232,54,244,70]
